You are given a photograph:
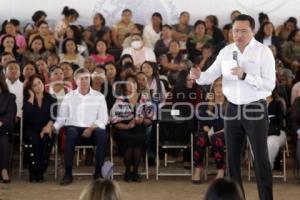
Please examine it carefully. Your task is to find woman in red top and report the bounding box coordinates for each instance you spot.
[91,39,115,65]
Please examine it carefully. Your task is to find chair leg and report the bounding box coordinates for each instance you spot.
[76,149,80,167]
[145,152,149,179]
[283,150,287,182]
[164,153,167,167]
[156,123,159,180]
[204,147,208,181]
[190,133,194,180]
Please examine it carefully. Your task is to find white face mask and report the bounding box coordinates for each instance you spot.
[131,41,142,49]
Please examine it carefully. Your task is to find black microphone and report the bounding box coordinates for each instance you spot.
[232,51,238,61]
[232,51,239,67]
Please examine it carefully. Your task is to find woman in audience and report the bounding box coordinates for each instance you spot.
[164,70,201,169]
[35,58,50,84]
[0,70,17,184]
[122,23,151,49]
[204,15,225,52]
[282,29,300,67]
[194,44,217,72]
[172,11,193,46]
[0,20,27,53]
[290,97,300,169]
[193,78,225,183]
[23,35,48,64]
[276,17,298,44]
[84,13,111,53]
[111,74,153,182]
[255,22,282,60]
[143,12,163,49]
[91,40,115,65]
[28,21,56,53]
[159,40,191,86]
[204,178,244,200]
[60,62,76,89]
[154,24,173,57]
[22,61,37,82]
[104,62,118,85]
[79,179,121,200]
[121,34,156,70]
[54,6,79,41]
[103,62,118,111]
[141,61,166,103]
[0,34,22,63]
[47,53,60,68]
[112,9,134,50]
[266,89,286,170]
[186,20,213,62]
[23,74,57,182]
[59,25,89,57]
[45,65,71,105]
[59,38,85,68]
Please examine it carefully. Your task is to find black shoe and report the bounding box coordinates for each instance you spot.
[93,172,103,180]
[29,173,38,183]
[60,175,73,186]
[132,172,141,182]
[124,170,132,182]
[148,157,156,167]
[37,173,45,183]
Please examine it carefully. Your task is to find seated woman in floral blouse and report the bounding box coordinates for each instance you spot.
[111,74,154,182]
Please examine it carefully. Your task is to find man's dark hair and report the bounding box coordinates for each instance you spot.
[233,14,255,30]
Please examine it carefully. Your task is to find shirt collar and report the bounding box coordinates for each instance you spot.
[6,78,21,85]
[75,87,94,96]
[233,37,256,54]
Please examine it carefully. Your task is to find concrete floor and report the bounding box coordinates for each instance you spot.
[1,152,300,200]
[1,166,300,200]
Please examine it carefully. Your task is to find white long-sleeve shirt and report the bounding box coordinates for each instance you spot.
[53,88,108,131]
[6,79,23,118]
[196,38,276,105]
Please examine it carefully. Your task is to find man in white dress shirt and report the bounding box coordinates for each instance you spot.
[5,61,23,119]
[191,15,275,200]
[53,68,108,185]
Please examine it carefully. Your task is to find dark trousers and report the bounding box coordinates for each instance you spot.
[194,131,225,169]
[64,126,107,175]
[225,100,273,200]
[0,135,9,170]
[26,130,54,174]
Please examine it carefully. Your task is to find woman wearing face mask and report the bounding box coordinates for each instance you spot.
[121,34,156,71]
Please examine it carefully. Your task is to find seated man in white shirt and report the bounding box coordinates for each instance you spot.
[53,68,108,185]
[5,61,23,120]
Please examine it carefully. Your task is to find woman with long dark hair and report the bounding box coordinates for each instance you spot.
[0,69,17,183]
[23,74,57,182]
[143,12,163,48]
[192,77,226,183]
[255,22,282,60]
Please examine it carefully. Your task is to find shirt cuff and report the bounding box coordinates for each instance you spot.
[244,73,260,90]
[94,120,107,130]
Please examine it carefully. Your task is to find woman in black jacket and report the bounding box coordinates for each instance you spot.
[255,21,282,60]
[0,69,17,183]
[23,74,57,182]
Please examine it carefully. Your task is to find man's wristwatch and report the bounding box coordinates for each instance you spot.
[240,72,247,80]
